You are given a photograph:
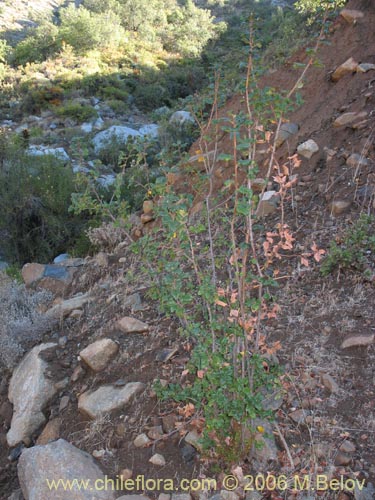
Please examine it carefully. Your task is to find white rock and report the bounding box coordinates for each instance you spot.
[7,343,58,447]
[256,191,280,217]
[94,116,104,130]
[134,433,151,448]
[53,253,70,264]
[169,111,195,126]
[297,139,319,159]
[93,126,141,153]
[357,63,375,73]
[97,174,116,188]
[79,339,119,372]
[46,293,92,318]
[117,316,149,334]
[18,439,115,499]
[78,382,145,419]
[149,453,166,466]
[80,122,93,133]
[27,146,70,162]
[139,124,160,138]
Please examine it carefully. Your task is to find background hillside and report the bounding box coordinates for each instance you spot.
[1,1,375,499]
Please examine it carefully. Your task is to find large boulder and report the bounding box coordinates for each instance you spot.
[18,439,115,499]
[78,382,145,419]
[7,343,58,447]
[92,126,141,153]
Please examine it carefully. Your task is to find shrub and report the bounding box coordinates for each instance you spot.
[54,101,98,122]
[162,0,226,57]
[12,21,59,65]
[0,131,87,264]
[58,5,125,54]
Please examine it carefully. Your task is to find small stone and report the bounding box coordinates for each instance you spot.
[331,57,358,82]
[141,214,154,224]
[134,433,151,448]
[333,111,368,127]
[346,153,369,169]
[36,418,61,445]
[78,382,145,419]
[149,453,166,466]
[256,191,280,217]
[341,334,375,349]
[330,200,351,216]
[120,469,133,480]
[117,317,149,334]
[155,348,178,362]
[334,451,352,466]
[47,293,92,318]
[79,338,119,372]
[184,430,202,450]
[289,409,310,424]
[297,139,319,159]
[276,122,299,147]
[339,440,356,454]
[357,63,375,74]
[180,444,196,463]
[321,374,339,394]
[147,425,164,440]
[340,9,364,23]
[143,200,154,215]
[59,396,70,412]
[92,449,106,459]
[71,365,85,382]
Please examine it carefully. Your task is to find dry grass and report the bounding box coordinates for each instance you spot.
[0,274,54,371]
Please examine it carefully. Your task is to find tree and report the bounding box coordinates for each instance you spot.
[59,5,125,54]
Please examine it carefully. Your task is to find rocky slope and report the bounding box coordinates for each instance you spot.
[1,0,375,499]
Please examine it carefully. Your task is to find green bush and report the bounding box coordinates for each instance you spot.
[55,101,98,122]
[0,132,87,264]
[12,21,59,65]
[59,5,125,54]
